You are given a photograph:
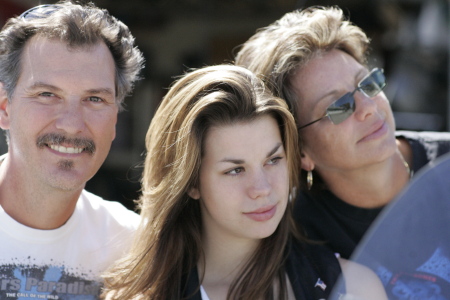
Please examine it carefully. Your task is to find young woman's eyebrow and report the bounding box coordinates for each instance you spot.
[218,142,282,165]
[266,143,282,158]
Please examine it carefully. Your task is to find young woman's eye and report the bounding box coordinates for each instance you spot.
[225,167,244,175]
[268,156,283,165]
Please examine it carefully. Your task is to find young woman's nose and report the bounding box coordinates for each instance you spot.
[247,169,271,199]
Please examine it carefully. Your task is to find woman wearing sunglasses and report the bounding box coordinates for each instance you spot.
[235,6,450,261]
[102,65,387,299]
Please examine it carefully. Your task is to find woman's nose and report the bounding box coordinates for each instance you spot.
[247,169,271,199]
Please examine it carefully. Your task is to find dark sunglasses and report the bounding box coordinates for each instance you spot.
[20,4,62,19]
[298,68,386,129]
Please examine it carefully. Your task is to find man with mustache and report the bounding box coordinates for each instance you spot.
[0,1,144,299]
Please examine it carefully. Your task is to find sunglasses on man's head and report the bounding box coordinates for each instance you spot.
[297,68,386,130]
[20,4,62,20]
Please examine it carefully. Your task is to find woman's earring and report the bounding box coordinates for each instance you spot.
[307,171,313,190]
[288,187,297,202]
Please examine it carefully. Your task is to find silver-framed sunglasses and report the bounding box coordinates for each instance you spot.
[298,68,386,129]
[20,4,62,20]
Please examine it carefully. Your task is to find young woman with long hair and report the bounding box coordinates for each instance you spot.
[102,65,386,300]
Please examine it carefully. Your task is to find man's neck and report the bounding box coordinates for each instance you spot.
[0,154,82,229]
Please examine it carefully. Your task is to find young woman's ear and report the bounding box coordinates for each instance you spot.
[188,187,200,200]
[0,82,10,130]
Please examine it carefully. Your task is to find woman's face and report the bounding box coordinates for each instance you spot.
[291,49,397,174]
[189,115,289,243]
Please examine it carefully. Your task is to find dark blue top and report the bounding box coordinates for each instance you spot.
[182,239,343,299]
[294,130,450,259]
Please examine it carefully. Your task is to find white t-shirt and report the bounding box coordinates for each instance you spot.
[0,190,140,299]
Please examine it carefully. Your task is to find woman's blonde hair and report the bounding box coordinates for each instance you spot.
[103,65,301,299]
[235,6,370,119]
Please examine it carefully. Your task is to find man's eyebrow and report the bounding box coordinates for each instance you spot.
[27,82,62,92]
[218,142,283,165]
[86,88,115,96]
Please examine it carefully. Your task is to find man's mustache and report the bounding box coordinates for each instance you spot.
[36,133,96,155]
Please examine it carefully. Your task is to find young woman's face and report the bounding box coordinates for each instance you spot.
[189,115,289,243]
[291,49,397,174]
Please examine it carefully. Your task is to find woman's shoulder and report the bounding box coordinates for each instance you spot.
[337,257,387,300]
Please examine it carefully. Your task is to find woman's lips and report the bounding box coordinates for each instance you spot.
[243,204,277,222]
[358,120,387,143]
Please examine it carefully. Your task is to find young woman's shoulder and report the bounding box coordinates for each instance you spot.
[338,257,387,300]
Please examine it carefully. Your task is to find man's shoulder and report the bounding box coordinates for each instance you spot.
[78,190,140,230]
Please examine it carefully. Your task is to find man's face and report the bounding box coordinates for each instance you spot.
[0,35,118,192]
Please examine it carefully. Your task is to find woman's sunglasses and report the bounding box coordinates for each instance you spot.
[298,68,386,129]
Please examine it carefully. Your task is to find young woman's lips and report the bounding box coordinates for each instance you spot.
[244,204,277,222]
[358,120,387,143]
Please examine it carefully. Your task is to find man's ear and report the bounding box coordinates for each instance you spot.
[300,150,315,171]
[187,187,200,200]
[0,82,10,130]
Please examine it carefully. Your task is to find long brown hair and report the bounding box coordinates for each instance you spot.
[102,65,302,299]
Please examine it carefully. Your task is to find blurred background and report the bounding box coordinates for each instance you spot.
[1,0,448,210]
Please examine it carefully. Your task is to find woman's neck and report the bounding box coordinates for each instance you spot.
[319,139,412,208]
[198,233,259,299]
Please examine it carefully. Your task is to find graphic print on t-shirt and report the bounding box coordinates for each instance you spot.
[0,262,101,299]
